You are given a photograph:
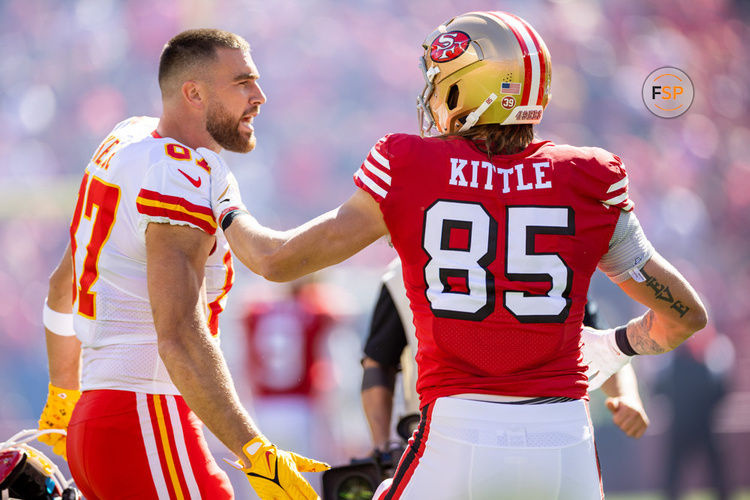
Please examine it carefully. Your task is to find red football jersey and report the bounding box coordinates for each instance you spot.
[354,134,633,407]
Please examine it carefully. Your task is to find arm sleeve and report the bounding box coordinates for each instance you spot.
[363,283,408,367]
[598,210,655,283]
[136,145,217,235]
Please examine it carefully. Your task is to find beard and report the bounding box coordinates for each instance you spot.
[206,100,256,153]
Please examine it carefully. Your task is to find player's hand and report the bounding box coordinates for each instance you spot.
[240,435,330,500]
[37,384,81,460]
[580,326,631,391]
[605,396,650,439]
[197,147,247,228]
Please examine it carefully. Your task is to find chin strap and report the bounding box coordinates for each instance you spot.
[458,93,498,133]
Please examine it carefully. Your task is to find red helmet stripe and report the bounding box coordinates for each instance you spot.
[509,13,547,105]
[488,11,543,107]
[485,12,533,106]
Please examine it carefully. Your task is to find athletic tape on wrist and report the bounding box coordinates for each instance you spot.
[43,299,76,337]
[615,326,638,356]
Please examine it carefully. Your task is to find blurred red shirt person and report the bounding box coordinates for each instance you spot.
[242,280,334,398]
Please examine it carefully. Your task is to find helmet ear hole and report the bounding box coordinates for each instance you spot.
[446,84,460,110]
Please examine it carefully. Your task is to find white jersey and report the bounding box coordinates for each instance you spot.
[70,116,234,394]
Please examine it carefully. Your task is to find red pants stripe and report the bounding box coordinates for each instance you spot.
[382,402,434,500]
[67,390,233,500]
[584,400,605,499]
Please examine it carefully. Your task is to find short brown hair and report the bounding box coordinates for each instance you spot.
[158,29,250,95]
[454,124,535,158]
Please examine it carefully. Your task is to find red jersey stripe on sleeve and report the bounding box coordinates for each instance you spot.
[355,135,394,202]
[136,188,217,234]
[362,158,392,186]
[354,169,387,201]
[368,145,391,170]
[601,176,634,211]
[137,189,213,217]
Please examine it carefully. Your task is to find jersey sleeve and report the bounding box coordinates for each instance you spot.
[353,135,394,203]
[576,148,634,212]
[136,144,217,235]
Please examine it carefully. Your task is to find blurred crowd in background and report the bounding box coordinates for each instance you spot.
[0,0,748,497]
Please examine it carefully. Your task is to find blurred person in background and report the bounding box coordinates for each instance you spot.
[37,28,327,500]
[360,258,649,463]
[241,277,338,459]
[657,329,734,500]
[209,10,707,499]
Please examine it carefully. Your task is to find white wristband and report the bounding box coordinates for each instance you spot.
[43,299,76,337]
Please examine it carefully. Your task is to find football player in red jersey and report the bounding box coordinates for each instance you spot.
[38,29,328,500]
[208,11,707,499]
[361,258,649,464]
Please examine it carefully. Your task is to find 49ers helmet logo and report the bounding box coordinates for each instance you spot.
[430,31,470,62]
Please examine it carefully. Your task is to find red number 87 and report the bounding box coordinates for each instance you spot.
[69,172,121,319]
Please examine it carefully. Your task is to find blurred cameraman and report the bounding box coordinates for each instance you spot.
[361,258,650,466]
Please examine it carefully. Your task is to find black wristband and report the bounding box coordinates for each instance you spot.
[615,326,638,356]
[221,209,248,232]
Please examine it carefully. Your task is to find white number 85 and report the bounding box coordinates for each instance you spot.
[422,201,573,323]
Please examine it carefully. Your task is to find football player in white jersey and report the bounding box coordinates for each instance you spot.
[37,29,328,500]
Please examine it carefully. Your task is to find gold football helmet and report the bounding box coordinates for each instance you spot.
[418,11,552,136]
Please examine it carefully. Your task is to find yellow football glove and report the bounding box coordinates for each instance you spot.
[37,384,81,460]
[240,435,330,500]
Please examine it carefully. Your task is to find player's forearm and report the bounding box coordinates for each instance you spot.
[224,190,387,282]
[148,224,259,458]
[600,363,639,400]
[224,210,341,283]
[45,243,80,389]
[600,363,649,439]
[619,253,707,354]
[227,205,382,283]
[223,211,290,278]
[158,315,260,458]
[154,279,259,458]
[624,307,704,354]
[46,331,81,390]
[362,386,395,450]
[361,358,397,450]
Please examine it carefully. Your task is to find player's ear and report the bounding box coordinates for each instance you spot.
[181,80,205,110]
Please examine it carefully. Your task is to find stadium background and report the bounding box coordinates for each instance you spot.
[0,0,748,497]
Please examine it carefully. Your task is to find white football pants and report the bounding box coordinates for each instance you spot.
[375,395,603,500]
